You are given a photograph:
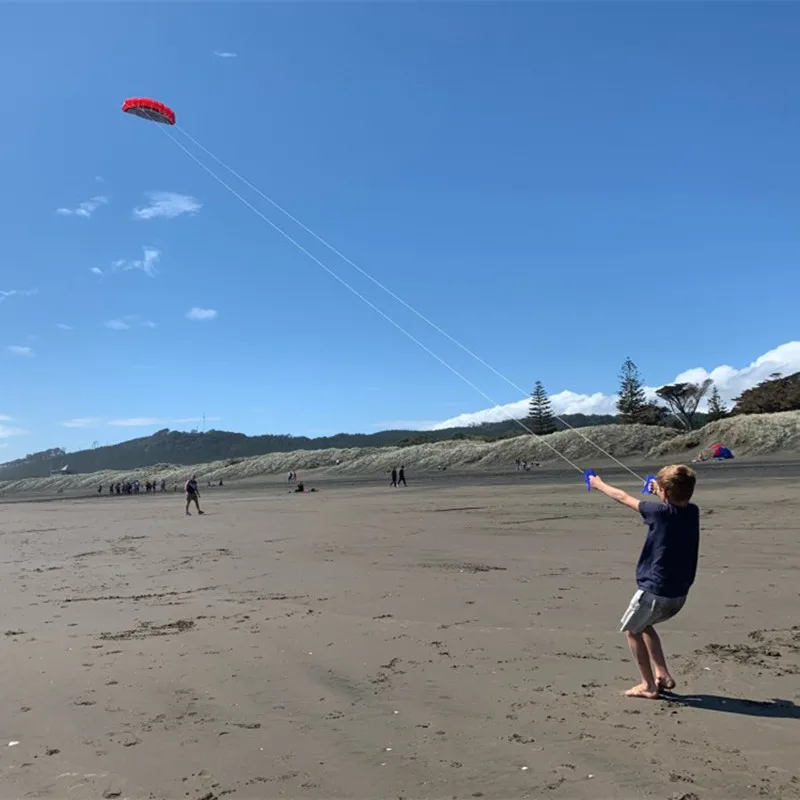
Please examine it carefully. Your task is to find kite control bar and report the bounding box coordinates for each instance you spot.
[584,468,657,494]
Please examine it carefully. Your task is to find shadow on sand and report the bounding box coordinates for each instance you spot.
[664,693,800,719]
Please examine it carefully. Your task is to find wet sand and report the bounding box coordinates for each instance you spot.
[1,471,798,799]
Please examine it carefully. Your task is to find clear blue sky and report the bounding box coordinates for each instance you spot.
[1,2,799,460]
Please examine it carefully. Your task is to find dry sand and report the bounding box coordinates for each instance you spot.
[1,470,798,799]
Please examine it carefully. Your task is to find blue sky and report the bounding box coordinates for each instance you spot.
[1,2,799,461]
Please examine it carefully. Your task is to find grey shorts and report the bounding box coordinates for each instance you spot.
[620,589,686,634]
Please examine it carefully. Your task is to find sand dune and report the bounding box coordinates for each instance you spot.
[3,412,800,495]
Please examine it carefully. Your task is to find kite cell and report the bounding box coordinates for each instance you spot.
[122,98,176,126]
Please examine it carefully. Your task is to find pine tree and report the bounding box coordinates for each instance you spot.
[706,385,728,422]
[616,357,647,424]
[527,381,557,435]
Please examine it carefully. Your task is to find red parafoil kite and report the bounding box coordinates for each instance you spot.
[122,98,176,126]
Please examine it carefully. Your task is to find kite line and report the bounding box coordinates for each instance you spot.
[124,98,647,485]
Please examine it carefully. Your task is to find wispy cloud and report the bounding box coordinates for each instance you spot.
[186,307,218,321]
[56,195,109,218]
[0,422,29,438]
[105,319,130,331]
[56,323,73,331]
[428,341,800,430]
[105,315,156,331]
[107,416,219,428]
[213,51,238,58]
[0,289,37,303]
[110,246,161,278]
[7,345,34,358]
[60,415,218,429]
[95,175,104,183]
[90,267,103,276]
[133,192,202,221]
[62,417,102,429]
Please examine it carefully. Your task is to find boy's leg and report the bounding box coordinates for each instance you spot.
[624,631,659,698]
[642,625,676,691]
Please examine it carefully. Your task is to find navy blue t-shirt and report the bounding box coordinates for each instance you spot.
[636,501,700,599]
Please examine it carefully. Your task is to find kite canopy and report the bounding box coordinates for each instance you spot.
[122,98,176,126]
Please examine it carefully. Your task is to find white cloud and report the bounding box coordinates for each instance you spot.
[105,319,130,331]
[0,414,11,421]
[62,417,102,429]
[0,422,29,438]
[110,247,160,277]
[95,175,104,183]
[107,416,219,428]
[133,192,202,221]
[372,419,441,430]
[0,289,37,303]
[7,345,34,358]
[186,307,218,321]
[56,195,109,218]
[60,416,219,429]
[429,341,800,430]
[105,315,156,331]
[56,323,73,330]
[213,51,238,58]
[90,267,103,276]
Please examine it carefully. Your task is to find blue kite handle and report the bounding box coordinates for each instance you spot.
[642,474,657,494]
[584,469,596,491]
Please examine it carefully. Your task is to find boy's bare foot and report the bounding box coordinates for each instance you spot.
[624,683,660,699]
[656,675,676,692]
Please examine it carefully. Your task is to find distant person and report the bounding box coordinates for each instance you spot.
[184,474,204,516]
[398,466,407,487]
[98,484,103,495]
[288,470,294,483]
[588,465,700,700]
[390,468,397,487]
[161,479,167,492]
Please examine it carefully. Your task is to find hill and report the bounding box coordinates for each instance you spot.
[0,423,680,494]
[0,413,620,481]
[650,410,800,458]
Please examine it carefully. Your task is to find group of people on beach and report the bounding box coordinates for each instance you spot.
[99,478,167,495]
[389,466,406,487]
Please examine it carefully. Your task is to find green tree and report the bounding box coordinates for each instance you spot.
[733,372,800,415]
[616,357,647,423]
[637,401,670,427]
[655,380,713,430]
[706,385,729,422]
[527,381,557,435]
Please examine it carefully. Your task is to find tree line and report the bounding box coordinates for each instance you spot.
[525,363,800,435]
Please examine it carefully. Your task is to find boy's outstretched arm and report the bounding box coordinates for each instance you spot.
[588,474,641,511]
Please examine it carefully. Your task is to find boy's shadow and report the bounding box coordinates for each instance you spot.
[663,693,800,719]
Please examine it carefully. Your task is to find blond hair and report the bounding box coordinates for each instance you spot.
[656,464,696,505]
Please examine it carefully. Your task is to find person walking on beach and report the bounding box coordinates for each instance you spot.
[390,468,397,487]
[185,474,204,516]
[398,466,407,487]
[588,465,700,699]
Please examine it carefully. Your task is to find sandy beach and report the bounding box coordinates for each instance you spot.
[2,468,798,799]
